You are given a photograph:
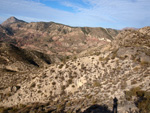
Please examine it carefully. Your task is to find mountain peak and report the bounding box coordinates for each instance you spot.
[1,16,25,27]
[7,16,18,21]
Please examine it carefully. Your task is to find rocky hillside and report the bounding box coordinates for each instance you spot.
[0,25,14,42]
[0,42,60,90]
[0,17,119,57]
[0,27,150,113]
[1,17,26,27]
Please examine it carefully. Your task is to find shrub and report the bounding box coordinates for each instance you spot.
[74,56,77,60]
[65,64,69,68]
[30,82,36,88]
[52,81,56,85]
[0,107,5,113]
[67,79,73,85]
[81,64,86,70]
[72,85,75,88]
[133,67,140,71]
[93,81,101,87]
[50,69,55,73]
[143,74,149,77]
[135,91,150,113]
[124,87,150,112]
[111,52,117,59]
[59,64,64,69]
[125,87,141,101]
[38,90,42,93]
[131,80,137,85]
[66,56,70,59]
[86,95,92,99]
[99,57,104,61]
[61,85,66,90]
[140,61,149,66]
[57,104,64,111]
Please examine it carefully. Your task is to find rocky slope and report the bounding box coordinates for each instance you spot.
[0,25,14,42]
[1,16,26,27]
[0,42,60,89]
[0,27,150,113]
[0,17,119,57]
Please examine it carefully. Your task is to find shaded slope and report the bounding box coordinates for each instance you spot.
[0,42,54,89]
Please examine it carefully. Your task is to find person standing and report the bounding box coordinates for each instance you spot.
[113,97,118,113]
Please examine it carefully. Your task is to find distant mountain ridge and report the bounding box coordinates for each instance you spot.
[1,16,26,27]
[0,17,119,58]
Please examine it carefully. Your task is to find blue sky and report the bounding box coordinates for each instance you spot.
[0,0,150,29]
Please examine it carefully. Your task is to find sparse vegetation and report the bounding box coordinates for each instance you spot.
[30,82,36,88]
[140,61,149,66]
[125,87,141,100]
[52,81,56,85]
[93,81,101,87]
[0,18,150,113]
[59,64,64,69]
[125,87,150,113]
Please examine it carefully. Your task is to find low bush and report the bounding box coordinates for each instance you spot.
[125,87,150,113]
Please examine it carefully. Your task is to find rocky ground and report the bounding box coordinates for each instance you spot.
[0,17,150,113]
[0,27,150,113]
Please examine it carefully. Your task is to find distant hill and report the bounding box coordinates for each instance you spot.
[1,16,26,27]
[0,17,119,58]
